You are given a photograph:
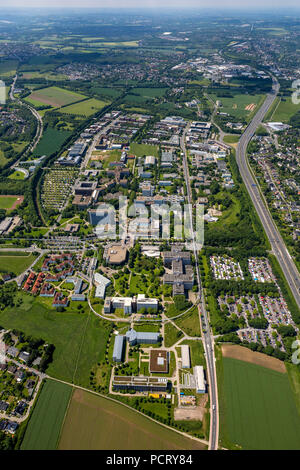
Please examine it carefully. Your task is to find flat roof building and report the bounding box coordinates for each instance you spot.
[194,365,206,394]
[149,350,168,373]
[126,328,160,346]
[113,376,169,392]
[104,243,127,265]
[181,345,191,369]
[113,335,125,362]
[94,272,111,299]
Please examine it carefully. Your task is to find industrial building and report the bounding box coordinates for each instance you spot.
[181,345,191,369]
[194,365,206,394]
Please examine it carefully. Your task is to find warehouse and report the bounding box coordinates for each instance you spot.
[181,345,191,369]
[194,365,206,394]
[113,335,125,362]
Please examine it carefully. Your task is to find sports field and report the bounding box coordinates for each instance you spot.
[0,195,23,210]
[24,86,87,108]
[21,379,72,450]
[220,356,300,450]
[59,389,206,450]
[58,98,109,116]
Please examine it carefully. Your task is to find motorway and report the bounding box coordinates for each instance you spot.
[181,127,219,451]
[236,79,300,309]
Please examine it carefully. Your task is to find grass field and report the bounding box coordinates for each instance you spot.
[24,86,87,108]
[271,96,300,123]
[21,379,72,450]
[8,170,27,180]
[58,98,109,116]
[0,195,19,210]
[0,252,38,276]
[174,306,201,337]
[130,142,159,158]
[219,356,300,449]
[32,127,71,157]
[0,296,112,386]
[59,389,206,450]
[210,92,265,121]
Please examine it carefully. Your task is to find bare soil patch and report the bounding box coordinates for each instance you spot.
[221,344,286,373]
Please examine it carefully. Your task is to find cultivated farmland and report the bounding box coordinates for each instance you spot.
[32,128,71,157]
[218,355,300,450]
[58,389,206,450]
[24,86,87,108]
[58,98,110,116]
[21,379,72,450]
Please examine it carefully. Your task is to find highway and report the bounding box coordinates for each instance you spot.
[181,127,219,451]
[236,79,300,309]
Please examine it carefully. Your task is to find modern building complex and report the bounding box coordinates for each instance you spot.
[94,272,111,298]
[125,329,160,346]
[112,335,125,362]
[113,376,169,392]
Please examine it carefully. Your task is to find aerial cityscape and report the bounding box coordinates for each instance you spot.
[0,1,299,454]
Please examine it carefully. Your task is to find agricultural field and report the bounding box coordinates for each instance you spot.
[32,127,71,157]
[0,295,112,387]
[24,86,87,108]
[270,97,300,123]
[58,98,110,116]
[218,352,300,450]
[58,389,206,450]
[0,60,18,78]
[209,92,265,121]
[21,379,73,450]
[0,252,39,277]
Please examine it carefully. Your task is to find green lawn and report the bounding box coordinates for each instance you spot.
[21,379,73,450]
[174,306,201,336]
[164,322,183,348]
[0,253,38,276]
[219,357,300,450]
[130,142,159,158]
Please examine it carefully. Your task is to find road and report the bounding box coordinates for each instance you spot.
[181,126,219,451]
[9,74,43,169]
[236,78,300,309]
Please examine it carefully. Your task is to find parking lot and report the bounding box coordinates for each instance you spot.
[210,256,244,281]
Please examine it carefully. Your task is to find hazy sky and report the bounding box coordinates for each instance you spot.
[1,0,300,9]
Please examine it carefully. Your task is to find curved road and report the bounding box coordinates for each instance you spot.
[10,74,43,169]
[236,79,300,309]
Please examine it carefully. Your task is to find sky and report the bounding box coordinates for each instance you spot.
[1,0,300,10]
